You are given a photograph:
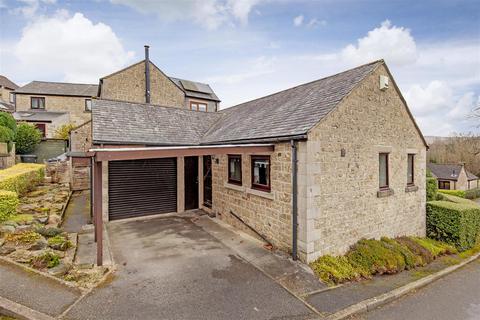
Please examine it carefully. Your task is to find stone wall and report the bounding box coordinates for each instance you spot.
[302,63,427,262]
[211,143,294,252]
[15,94,92,126]
[46,159,70,184]
[71,157,91,191]
[0,143,16,169]
[70,121,92,152]
[100,61,185,108]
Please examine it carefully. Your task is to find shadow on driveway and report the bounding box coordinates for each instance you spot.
[64,217,314,320]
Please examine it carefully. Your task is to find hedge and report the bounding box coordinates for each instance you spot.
[426,198,480,251]
[438,189,466,198]
[0,163,45,196]
[465,188,480,200]
[426,176,438,202]
[0,190,19,222]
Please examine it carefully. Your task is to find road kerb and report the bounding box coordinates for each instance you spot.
[324,252,480,320]
[0,296,54,320]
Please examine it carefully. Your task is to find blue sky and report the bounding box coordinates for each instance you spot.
[1,0,479,135]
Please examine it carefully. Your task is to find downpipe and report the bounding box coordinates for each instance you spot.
[291,139,298,260]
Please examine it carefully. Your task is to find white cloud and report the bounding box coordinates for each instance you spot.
[12,10,134,83]
[406,83,479,135]
[10,0,56,18]
[208,20,478,135]
[341,20,417,66]
[204,56,277,85]
[307,18,326,28]
[110,0,263,30]
[293,15,303,27]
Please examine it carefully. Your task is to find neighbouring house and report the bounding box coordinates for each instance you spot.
[0,75,19,113]
[88,59,428,263]
[69,46,220,191]
[13,81,98,139]
[427,163,479,190]
[97,46,220,112]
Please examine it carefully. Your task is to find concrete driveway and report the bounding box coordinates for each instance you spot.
[65,216,314,320]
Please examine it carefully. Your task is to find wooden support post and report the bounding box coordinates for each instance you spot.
[94,160,103,266]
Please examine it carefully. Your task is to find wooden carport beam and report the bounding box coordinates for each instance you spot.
[90,143,274,266]
[93,160,103,266]
[91,144,275,162]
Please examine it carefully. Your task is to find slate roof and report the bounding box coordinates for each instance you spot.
[92,99,223,145]
[427,163,479,181]
[202,60,382,144]
[0,101,15,113]
[13,111,67,123]
[93,60,425,147]
[0,76,19,90]
[170,77,220,102]
[15,81,98,97]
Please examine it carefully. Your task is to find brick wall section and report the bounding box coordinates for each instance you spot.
[100,61,185,108]
[211,142,293,252]
[70,157,91,191]
[70,121,92,152]
[303,64,427,262]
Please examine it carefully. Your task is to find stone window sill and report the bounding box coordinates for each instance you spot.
[246,187,274,200]
[224,182,244,192]
[405,185,419,193]
[377,188,394,198]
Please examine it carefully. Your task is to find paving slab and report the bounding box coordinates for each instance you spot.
[192,214,328,296]
[0,260,81,317]
[62,191,91,233]
[65,217,314,320]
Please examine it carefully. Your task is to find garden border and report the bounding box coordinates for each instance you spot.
[323,252,480,320]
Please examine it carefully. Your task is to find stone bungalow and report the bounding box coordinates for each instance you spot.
[427,163,479,190]
[89,58,428,264]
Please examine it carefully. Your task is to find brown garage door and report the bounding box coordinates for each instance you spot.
[108,158,177,220]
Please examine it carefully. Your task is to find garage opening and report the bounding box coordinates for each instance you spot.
[108,158,177,220]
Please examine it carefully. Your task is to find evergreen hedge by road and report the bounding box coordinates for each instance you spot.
[427,194,480,251]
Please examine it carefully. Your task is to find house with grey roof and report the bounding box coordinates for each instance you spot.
[0,75,19,113]
[427,163,479,190]
[88,59,428,264]
[14,80,98,139]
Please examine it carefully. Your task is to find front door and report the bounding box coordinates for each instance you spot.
[203,156,212,208]
[184,156,199,210]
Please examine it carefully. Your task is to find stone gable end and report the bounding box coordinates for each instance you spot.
[100,61,185,107]
[302,63,427,262]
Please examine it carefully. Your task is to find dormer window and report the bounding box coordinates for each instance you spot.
[190,101,207,112]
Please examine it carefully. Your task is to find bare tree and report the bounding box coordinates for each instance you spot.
[427,132,480,176]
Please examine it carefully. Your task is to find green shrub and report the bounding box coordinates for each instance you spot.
[465,188,480,200]
[15,123,42,154]
[346,239,406,275]
[438,189,466,198]
[310,255,361,284]
[30,251,60,269]
[54,123,76,140]
[0,113,17,132]
[0,163,45,196]
[427,200,480,251]
[441,193,479,206]
[396,236,433,264]
[410,237,457,257]
[381,237,422,269]
[0,190,19,222]
[426,175,438,202]
[0,126,15,153]
[48,235,71,251]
